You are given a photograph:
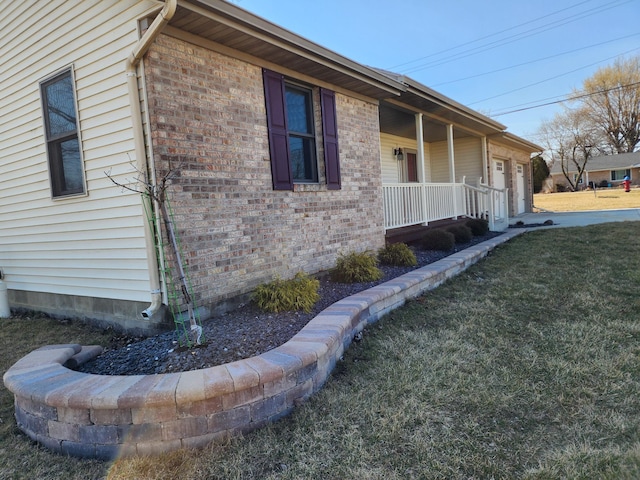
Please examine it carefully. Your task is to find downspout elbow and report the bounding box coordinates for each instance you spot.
[141,290,163,319]
[126,0,177,72]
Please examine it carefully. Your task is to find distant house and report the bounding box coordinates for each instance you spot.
[0,0,542,333]
[549,152,640,190]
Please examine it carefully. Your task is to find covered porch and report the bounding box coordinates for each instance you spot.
[378,76,512,233]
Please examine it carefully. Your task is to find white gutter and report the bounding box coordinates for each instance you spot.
[125,0,177,320]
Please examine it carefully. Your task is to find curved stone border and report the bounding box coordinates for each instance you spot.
[3,231,522,459]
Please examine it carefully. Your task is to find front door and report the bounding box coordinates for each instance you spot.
[406,152,418,182]
[492,160,506,219]
[516,164,526,214]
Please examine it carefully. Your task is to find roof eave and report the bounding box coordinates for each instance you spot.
[403,77,507,132]
[489,132,544,153]
[175,0,405,99]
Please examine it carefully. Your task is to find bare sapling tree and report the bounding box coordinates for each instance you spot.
[539,109,601,191]
[106,160,203,345]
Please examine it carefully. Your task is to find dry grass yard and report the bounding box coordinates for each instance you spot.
[534,188,640,212]
[2,223,640,479]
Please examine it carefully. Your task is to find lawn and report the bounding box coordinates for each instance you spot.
[534,188,640,212]
[3,223,640,479]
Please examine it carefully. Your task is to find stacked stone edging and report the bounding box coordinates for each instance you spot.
[3,231,521,459]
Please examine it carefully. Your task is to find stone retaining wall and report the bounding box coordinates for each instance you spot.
[3,232,521,459]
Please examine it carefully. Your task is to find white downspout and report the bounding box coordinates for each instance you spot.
[125,0,177,320]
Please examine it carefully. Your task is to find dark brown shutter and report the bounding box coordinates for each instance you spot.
[263,69,293,190]
[320,88,341,190]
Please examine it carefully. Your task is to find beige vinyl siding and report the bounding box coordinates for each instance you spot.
[429,141,450,182]
[451,137,483,185]
[429,137,483,184]
[379,132,431,183]
[0,0,158,302]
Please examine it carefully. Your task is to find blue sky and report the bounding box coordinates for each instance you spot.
[230,0,639,142]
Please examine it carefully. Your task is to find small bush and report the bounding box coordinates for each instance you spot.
[378,243,418,267]
[447,225,473,244]
[420,229,455,251]
[253,272,320,313]
[331,251,383,283]
[466,218,489,236]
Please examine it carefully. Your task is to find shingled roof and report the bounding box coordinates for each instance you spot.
[549,151,640,174]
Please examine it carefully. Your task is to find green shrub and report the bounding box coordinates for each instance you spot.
[420,229,455,251]
[447,225,473,244]
[253,272,320,313]
[331,251,383,283]
[466,218,489,236]
[378,243,417,267]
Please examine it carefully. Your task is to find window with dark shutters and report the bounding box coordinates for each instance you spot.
[263,69,341,191]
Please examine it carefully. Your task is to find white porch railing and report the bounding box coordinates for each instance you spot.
[383,182,509,232]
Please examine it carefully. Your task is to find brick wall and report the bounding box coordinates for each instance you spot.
[144,35,385,314]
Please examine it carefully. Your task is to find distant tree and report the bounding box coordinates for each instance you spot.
[531,155,550,193]
[538,109,600,192]
[537,56,640,189]
[576,56,640,154]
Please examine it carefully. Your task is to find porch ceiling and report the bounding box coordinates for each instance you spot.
[398,85,505,136]
[168,1,404,100]
[379,103,473,143]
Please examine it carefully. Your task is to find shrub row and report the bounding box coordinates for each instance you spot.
[254,244,417,313]
[421,218,488,251]
[254,218,489,313]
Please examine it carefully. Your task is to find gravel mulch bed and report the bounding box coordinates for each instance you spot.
[77,232,501,376]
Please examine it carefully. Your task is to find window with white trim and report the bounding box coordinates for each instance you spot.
[285,83,318,182]
[611,169,631,181]
[40,68,85,197]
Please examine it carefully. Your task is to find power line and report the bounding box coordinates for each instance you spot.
[468,47,640,106]
[490,80,640,117]
[430,32,640,88]
[397,0,633,76]
[387,0,595,70]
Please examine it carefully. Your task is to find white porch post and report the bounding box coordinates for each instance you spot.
[447,124,456,181]
[481,136,488,185]
[415,113,426,183]
[415,113,428,225]
[447,124,458,218]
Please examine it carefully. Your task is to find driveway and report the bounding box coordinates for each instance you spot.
[511,208,640,229]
